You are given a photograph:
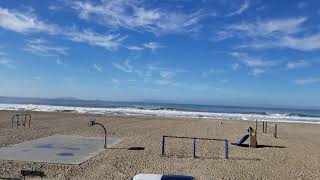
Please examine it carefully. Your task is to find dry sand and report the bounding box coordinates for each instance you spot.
[0,110,320,179]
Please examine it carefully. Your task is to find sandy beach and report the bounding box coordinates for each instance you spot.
[0,110,320,179]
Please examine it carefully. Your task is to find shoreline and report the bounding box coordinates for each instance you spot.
[1,103,320,125]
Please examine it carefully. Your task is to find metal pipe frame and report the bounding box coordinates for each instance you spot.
[161,135,229,160]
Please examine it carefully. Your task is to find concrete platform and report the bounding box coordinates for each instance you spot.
[0,135,121,164]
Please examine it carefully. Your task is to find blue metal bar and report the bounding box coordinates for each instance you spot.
[225,140,229,160]
[192,138,196,158]
[161,136,165,157]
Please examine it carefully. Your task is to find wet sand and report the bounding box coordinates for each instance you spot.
[0,110,320,179]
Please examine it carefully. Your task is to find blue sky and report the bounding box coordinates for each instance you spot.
[0,0,320,108]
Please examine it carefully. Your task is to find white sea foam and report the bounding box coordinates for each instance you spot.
[0,103,320,124]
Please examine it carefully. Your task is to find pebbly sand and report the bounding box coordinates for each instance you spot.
[0,110,320,179]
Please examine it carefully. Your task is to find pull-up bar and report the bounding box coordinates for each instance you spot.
[161,135,229,159]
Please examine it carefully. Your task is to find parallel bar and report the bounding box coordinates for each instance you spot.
[265,122,268,133]
[224,140,229,160]
[192,138,196,158]
[274,124,277,138]
[163,135,225,141]
[161,136,165,157]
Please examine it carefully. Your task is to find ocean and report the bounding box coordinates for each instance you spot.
[0,97,320,124]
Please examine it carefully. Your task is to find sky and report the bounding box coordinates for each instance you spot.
[0,0,320,109]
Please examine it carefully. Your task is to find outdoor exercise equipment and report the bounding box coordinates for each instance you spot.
[161,135,229,159]
[89,117,107,149]
[11,114,32,129]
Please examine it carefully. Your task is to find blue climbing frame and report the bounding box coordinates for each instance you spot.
[161,135,229,160]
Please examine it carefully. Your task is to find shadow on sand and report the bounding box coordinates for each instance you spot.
[233,144,286,148]
[162,155,261,161]
[107,147,145,151]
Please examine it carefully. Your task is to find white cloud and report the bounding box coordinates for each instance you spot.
[294,77,320,85]
[297,2,308,9]
[127,46,144,51]
[159,70,175,79]
[155,79,180,86]
[230,52,279,67]
[111,78,119,84]
[56,58,64,65]
[64,29,125,50]
[0,7,125,51]
[48,5,61,11]
[218,16,320,51]
[0,58,16,69]
[68,0,205,34]
[230,52,280,76]
[143,42,164,51]
[286,60,310,70]
[24,39,68,56]
[112,60,134,73]
[221,17,306,39]
[0,7,57,34]
[232,63,240,71]
[202,68,226,77]
[32,76,41,80]
[226,0,250,16]
[93,64,103,72]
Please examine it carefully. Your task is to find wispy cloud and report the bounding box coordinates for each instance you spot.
[231,63,240,71]
[92,64,103,72]
[294,77,320,85]
[111,78,120,85]
[230,52,280,76]
[56,58,64,65]
[143,42,164,51]
[219,17,306,40]
[0,7,126,51]
[32,76,41,81]
[0,7,57,34]
[24,39,68,56]
[297,2,308,9]
[64,29,125,50]
[217,16,320,52]
[68,0,205,35]
[127,46,144,51]
[226,0,250,16]
[202,68,226,77]
[112,60,135,73]
[286,60,310,70]
[0,58,16,69]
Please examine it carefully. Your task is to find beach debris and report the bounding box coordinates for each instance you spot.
[21,170,45,179]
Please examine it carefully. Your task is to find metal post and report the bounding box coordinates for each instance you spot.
[262,122,265,133]
[274,124,277,138]
[224,140,229,160]
[192,138,196,159]
[16,115,19,129]
[161,136,165,157]
[95,122,107,149]
[11,115,14,129]
[265,122,267,133]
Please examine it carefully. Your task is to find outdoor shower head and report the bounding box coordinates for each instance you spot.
[88,117,96,127]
